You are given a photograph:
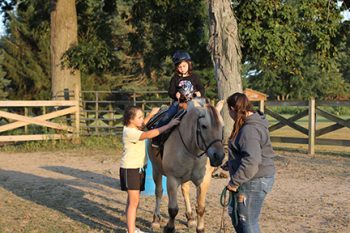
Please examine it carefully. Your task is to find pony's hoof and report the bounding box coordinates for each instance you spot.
[151,221,161,230]
[187,219,197,228]
[196,228,205,233]
[163,225,175,233]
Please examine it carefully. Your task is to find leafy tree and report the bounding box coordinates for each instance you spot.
[0,0,121,97]
[0,53,10,99]
[234,0,350,100]
[0,0,51,99]
[62,0,141,91]
[338,19,350,87]
[127,0,215,93]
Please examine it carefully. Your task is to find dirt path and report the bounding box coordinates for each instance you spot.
[0,149,349,232]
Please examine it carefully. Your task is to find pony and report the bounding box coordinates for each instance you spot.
[147,99,225,233]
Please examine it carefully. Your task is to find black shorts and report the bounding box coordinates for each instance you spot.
[119,167,146,191]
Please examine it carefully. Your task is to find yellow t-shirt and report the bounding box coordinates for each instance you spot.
[120,126,147,169]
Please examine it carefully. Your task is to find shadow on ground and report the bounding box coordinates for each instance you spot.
[0,167,150,232]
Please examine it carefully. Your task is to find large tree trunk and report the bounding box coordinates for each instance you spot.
[50,0,80,99]
[208,0,243,143]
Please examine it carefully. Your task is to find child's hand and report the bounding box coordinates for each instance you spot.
[169,118,180,127]
[150,107,160,116]
[195,91,201,97]
[176,92,181,100]
[215,99,226,112]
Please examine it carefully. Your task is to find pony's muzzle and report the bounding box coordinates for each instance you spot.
[207,147,225,167]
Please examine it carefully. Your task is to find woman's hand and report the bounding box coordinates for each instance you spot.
[226,181,239,192]
[176,92,181,100]
[194,91,201,97]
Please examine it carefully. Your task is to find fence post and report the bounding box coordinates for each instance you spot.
[24,107,29,134]
[42,106,47,133]
[73,85,81,143]
[142,100,146,111]
[259,100,265,112]
[95,91,99,134]
[308,97,315,155]
[64,88,71,126]
[133,91,136,106]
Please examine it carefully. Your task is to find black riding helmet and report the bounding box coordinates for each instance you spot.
[172,51,191,65]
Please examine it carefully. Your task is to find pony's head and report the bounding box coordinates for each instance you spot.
[186,99,225,167]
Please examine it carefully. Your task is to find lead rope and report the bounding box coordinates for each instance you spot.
[219,187,231,233]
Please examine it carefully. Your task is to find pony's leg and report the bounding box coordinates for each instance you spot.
[164,176,180,233]
[152,169,163,230]
[181,181,196,228]
[196,163,214,233]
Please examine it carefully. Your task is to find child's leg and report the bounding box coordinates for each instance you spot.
[127,190,140,233]
[124,196,129,215]
[156,101,179,128]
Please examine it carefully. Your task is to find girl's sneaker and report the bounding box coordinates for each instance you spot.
[127,228,147,233]
[135,228,147,233]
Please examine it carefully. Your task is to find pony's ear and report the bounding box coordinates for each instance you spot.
[217,110,224,126]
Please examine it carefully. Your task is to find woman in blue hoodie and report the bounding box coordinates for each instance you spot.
[225,92,275,233]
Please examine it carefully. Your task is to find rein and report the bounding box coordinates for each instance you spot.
[177,115,222,158]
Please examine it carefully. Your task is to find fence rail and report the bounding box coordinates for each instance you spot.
[80,90,171,135]
[0,86,80,142]
[264,98,350,154]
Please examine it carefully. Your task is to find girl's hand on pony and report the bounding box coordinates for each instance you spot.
[168,118,181,127]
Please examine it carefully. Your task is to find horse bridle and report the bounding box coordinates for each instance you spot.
[177,115,222,158]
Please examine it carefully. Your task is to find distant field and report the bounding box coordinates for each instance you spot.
[267,114,350,155]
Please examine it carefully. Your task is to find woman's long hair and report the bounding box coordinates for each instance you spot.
[227,93,253,140]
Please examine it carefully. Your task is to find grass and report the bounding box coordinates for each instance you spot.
[0,135,122,154]
[268,115,350,155]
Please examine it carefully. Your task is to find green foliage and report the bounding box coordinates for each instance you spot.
[0,0,51,100]
[0,0,349,101]
[128,0,214,91]
[63,0,119,75]
[0,53,10,99]
[235,0,350,100]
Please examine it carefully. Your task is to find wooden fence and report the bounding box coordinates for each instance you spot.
[80,90,171,135]
[263,98,350,154]
[0,88,80,142]
[1,89,349,155]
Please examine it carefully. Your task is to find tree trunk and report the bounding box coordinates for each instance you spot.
[208,0,243,143]
[50,0,80,99]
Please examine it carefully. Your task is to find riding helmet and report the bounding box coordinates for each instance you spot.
[172,51,191,65]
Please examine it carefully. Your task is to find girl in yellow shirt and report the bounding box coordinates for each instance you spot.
[121,106,179,233]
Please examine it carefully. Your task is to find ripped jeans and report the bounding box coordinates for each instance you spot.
[228,176,275,233]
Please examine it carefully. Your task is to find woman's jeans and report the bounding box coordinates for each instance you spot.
[229,176,275,233]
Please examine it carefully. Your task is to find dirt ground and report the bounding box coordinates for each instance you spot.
[0,148,349,233]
